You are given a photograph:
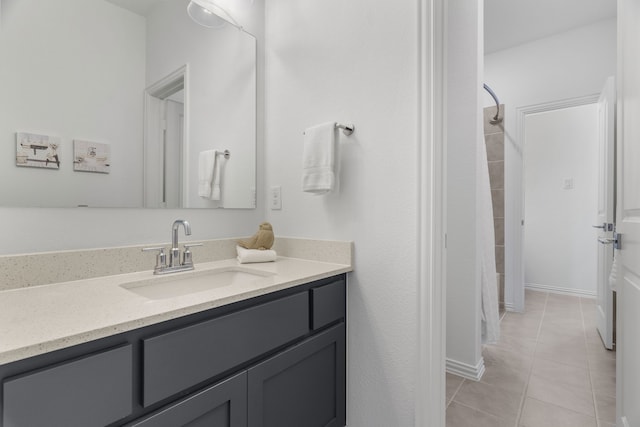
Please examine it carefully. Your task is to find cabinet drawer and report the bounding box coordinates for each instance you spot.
[3,344,133,427]
[143,292,309,406]
[129,372,247,427]
[310,279,346,329]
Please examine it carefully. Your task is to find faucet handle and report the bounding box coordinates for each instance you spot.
[183,243,203,249]
[142,246,167,272]
[182,243,203,266]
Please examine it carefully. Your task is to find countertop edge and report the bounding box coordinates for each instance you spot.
[0,258,352,365]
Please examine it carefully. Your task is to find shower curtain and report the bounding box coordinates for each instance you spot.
[478,133,500,344]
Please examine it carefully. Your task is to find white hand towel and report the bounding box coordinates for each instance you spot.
[199,150,225,201]
[302,122,336,194]
[211,153,225,201]
[198,150,217,198]
[236,246,277,264]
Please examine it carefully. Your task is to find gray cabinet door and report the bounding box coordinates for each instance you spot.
[247,324,346,427]
[129,372,247,427]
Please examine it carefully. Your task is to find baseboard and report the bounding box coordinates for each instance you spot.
[525,283,596,298]
[446,357,485,381]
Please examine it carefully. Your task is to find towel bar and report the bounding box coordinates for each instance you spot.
[303,123,355,136]
[336,123,355,136]
[217,150,230,159]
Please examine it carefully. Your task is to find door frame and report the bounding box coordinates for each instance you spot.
[143,65,189,208]
[415,3,602,425]
[507,94,600,311]
[416,0,446,425]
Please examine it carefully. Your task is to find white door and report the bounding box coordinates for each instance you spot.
[595,76,616,350]
[616,0,640,425]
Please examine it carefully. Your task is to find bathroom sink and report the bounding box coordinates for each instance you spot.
[120,266,275,300]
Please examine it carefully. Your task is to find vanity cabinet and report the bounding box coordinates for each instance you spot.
[0,274,346,427]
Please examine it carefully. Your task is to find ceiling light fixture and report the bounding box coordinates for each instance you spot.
[187,0,241,29]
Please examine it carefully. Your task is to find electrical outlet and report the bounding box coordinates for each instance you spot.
[270,186,282,210]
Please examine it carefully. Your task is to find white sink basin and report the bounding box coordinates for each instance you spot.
[120,266,275,300]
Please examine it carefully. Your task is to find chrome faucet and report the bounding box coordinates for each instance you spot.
[142,219,202,275]
[170,219,191,267]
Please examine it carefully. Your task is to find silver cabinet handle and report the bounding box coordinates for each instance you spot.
[592,224,606,229]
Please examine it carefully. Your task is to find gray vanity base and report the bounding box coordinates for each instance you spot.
[0,275,346,427]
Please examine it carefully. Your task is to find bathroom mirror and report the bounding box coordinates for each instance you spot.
[0,0,256,209]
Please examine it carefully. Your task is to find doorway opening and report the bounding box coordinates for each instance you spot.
[144,65,188,208]
[519,96,600,300]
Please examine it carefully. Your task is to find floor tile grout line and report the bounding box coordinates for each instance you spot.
[581,296,602,423]
[446,377,466,408]
[514,290,549,426]
[448,399,516,424]
[525,396,600,424]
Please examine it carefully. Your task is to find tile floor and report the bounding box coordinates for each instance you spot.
[446,289,616,427]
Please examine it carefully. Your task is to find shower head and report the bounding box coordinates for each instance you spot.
[483,83,503,124]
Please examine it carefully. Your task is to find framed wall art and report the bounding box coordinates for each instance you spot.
[15,132,61,169]
[73,140,110,174]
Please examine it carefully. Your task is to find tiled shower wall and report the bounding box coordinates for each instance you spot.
[484,105,505,308]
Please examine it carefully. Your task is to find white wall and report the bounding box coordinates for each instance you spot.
[264,0,420,425]
[484,18,616,308]
[445,0,483,375]
[0,0,145,207]
[524,104,599,294]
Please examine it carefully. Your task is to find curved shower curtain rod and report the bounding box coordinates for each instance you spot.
[483,83,503,124]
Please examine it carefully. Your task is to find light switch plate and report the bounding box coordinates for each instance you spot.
[270,186,282,210]
[562,178,574,190]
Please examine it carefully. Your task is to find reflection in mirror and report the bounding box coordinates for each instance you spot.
[0,0,256,209]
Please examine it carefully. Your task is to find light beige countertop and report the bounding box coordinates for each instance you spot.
[0,256,351,365]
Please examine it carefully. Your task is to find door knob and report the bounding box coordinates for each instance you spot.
[592,223,614,231]
[598,232,622,249]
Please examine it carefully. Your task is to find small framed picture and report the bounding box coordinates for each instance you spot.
[73,140,110,174]
[16,132,61,169]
